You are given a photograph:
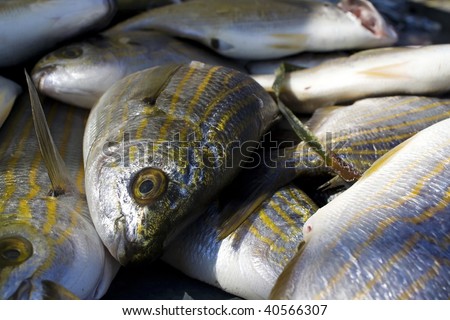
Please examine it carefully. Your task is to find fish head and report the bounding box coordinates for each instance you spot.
[86,127,201,266]
[0,220,70,299]
[0,202,117,300]
[31,38,124,108]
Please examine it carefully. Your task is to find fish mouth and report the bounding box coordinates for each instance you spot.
[8,279,79,300]
[31,65,58,91]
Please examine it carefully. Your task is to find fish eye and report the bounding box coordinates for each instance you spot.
[0,236,33,267]
[131,168,168,205]
[54,46,83,59]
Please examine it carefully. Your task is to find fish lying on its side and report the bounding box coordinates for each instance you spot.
[110,0,397,60]
[0,0,116,67]
[0,76,22,129]
[32,30,243,108]
[83,62,279,265]
[0,76,119,299]
[253,44,450,113]
[163,184,318,299]
[271,117,450,299]
[219,96,450,238]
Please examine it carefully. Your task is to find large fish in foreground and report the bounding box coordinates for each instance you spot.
[0,76,22,129]
[163,184,318,299]
[83,62,279,265]
[32,30,243,108]
[0,76,119,299]
[111,0,397,60]
[253,44,450,113]
[0,0,116,67]
[219,96,450,237]
[271,118,450,299]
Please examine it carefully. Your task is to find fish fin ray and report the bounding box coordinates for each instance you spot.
[25,70,73,196]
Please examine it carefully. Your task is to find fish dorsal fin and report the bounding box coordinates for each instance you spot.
[25,70,73,196]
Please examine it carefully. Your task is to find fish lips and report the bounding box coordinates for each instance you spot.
[8,279,79,300]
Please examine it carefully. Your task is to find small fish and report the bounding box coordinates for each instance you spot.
[253,44,450,113]
[110,0,397,60]
[219,96,450,238]
[0,74,119,299]
[83,62,279,265]
[32,30,243,108]
[0,76,22,129]
[271,117,450,299]
[0,0,116,67]
[163,184,317,299]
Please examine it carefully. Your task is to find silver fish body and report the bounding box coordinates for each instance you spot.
[0,95,119,299]
[163,184,317,299]
[272,118,450,299]
[0,76,22,129]
[32,30,243,108]
[265,44,450,113]
[83,62,279,265]
[0,0,116,67]
[219,96,450,237]
[111,0,397,60]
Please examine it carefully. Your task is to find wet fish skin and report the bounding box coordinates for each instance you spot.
[271,44,450,113]
[219,96,450,238]
[0,94,119,299]
[111,0,397,60]
[32,30,243,109]
[272,118,450,299]
[0,0,116,67]
[83,62,279,265]
[163,184,317,299]
[0,76,22,129]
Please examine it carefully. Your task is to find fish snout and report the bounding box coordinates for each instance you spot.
[31,66,58,92]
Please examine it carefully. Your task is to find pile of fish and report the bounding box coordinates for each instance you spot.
[0,0,449,300]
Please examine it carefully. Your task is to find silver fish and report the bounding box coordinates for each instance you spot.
[272,117,450,299]
[83,62,279,265]
[32,30,243,108]
[0,74,119,299]
[0,76,22,129]
[163,184,317,299]
[110,0,397,60]
[219,95,450,238]
[253,44,450,113]
[0,0,116,67]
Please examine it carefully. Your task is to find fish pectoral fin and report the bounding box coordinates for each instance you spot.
[217,166,294,240]
[25,70,74,197]
[359,62,410,79]
[41,280,80,300]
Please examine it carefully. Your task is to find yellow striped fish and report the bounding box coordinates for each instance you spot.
[253,44,450,113]
[163,184,317,299]
[219,96,450,237]
[83,62,279,265]
[0,76,21,129]
[272,117,450,299]
[110,0,397,60]
[0,77,119,299]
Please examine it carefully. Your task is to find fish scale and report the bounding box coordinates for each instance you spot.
[163,184,318,299]
[0,94,118,299]
[271,118,450,299]
[84,62,279,265]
